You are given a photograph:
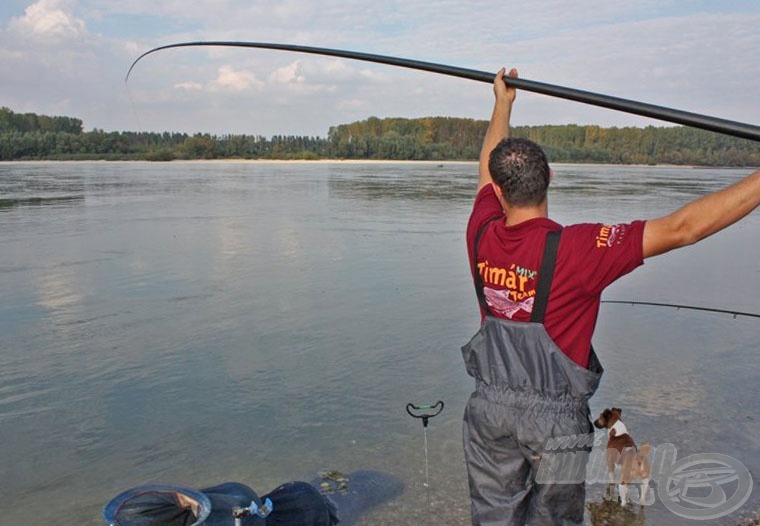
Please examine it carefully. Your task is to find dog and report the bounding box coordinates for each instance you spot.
[593,407,652,506]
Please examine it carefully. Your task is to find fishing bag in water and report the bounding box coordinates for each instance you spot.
[103,480,337,526]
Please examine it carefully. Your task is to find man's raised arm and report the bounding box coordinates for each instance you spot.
[478,67,518,193]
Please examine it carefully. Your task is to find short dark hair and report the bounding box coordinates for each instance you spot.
[488,138,550,207]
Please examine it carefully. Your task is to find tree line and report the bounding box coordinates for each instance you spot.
[0,107,83,135]
[1,107,758,166]
[327,116,760,166]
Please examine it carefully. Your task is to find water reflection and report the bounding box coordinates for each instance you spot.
[0,164,86,212]
[327,163,474,202]
[551,165,745,216]
[34,265,84,312]
[0,195,85,210]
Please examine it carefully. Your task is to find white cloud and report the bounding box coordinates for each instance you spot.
[266,59,389,96]
[209,65,264,92]
[174,81,203,91]
[10,0,87,42]
[269,60,306,85]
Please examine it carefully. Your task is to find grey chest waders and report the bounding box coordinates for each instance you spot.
[461,221,604,526]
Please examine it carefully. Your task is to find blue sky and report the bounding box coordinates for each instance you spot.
[1,0,758,136]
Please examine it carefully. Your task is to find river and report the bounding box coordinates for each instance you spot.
[1,161,758,525]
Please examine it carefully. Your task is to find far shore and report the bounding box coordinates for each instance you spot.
[2,158,473,165]
[4,158,757,170]
[167,158,476,165]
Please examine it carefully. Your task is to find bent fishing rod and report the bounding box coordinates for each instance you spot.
[602,300,760,320]
[126,41,760,142]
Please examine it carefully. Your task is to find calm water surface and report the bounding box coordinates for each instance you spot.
[1,161,758,525]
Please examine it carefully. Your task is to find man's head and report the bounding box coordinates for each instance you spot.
[488,137,550,207]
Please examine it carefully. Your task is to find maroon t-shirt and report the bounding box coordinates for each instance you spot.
[467,184,645,368]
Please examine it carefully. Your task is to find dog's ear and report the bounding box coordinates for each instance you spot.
[614,407,622,414]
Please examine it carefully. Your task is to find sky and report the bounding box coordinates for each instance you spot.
[1,0,758,137]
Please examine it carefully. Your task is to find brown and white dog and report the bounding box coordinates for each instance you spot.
[594,407,652,506]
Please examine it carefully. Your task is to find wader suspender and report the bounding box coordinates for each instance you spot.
[529,229,561,323]
[472,218,562,324]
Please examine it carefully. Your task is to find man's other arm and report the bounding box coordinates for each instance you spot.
[643,169,760,258]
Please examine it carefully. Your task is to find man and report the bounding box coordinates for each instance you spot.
[461,67,760,525]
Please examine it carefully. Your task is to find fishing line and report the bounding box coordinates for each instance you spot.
[124,82,144,133]
[125,41,760,142]
[602,300,760,319]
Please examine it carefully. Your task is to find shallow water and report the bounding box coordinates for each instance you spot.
[1,161,758,525]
